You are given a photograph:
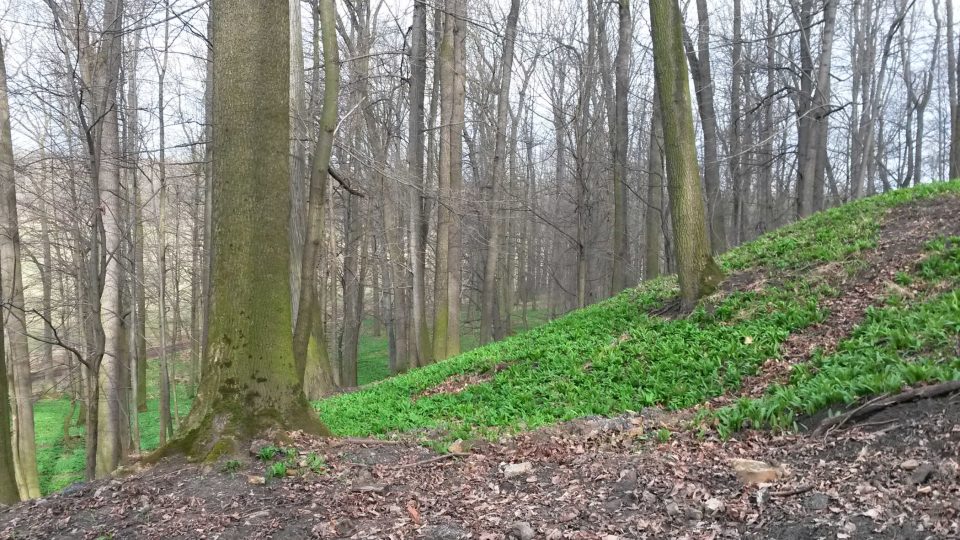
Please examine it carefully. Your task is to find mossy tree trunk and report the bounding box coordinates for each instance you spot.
[649,0,724,311]
[175,0,327,460]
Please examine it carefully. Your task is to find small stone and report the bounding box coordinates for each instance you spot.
[685,507,703,521]
[504,462,533,479]
[511,521,535,540]
[641,490,657,504]
[421,524,471,540]
[804,492,830,511]
[842,521,857,534]
[616,469,638,491]
[249,439,270,456]
[665,501,681,517]
[704,497,725,514]
[729,458,785,485]
[899,459,921,471]
[909,463,936,485]
[247,475,266,485]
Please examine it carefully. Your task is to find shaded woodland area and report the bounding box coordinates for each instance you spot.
[0,0,958,506]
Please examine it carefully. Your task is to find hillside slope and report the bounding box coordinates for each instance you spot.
[317,181,960,442]
[3,181,960,539]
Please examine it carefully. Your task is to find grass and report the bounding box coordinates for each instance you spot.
[316,181,960,441]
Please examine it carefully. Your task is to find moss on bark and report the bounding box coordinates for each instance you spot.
[164,0,328,463]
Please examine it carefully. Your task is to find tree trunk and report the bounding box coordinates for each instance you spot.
[682,0,726,252]
[0,37,41,498]
[649,0,725,310]
[949,0,960,178]
[610,0,632,293]
[293,0,339,386]
[408,0,430,366]
[175,0,327,459]
[644,88,665,280]
[480,0,520,344]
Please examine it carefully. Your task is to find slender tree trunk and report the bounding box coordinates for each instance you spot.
[293,0,339,384]
[407,0,429,366]
[611,0,632,293]
[481,0,520,344]
[682,0,726,252]
[644,88,665,280]
[0,37,38,500]
[949,0,960,178]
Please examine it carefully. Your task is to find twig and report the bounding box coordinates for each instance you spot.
[328,166,365,197]
[386,452,471,469]
[335,437,403,446]
[771,484,814,497]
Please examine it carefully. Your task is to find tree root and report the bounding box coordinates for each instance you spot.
[814,380,960,436]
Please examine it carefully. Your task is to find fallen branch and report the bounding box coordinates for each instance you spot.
[387,452,471,469]
[814,381,960,435]
[771,484,813,497]
[335,437,402,446]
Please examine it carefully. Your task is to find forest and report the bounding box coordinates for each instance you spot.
[1,0,960,537]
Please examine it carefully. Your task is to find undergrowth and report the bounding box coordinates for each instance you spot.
[317,181,960,441]
[712,235,960,436]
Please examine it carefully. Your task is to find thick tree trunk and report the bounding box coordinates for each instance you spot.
[174,0,327,459]
[650,0,725,310]
[96,98,125,478]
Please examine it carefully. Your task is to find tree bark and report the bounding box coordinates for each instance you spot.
[175,0,327,459]
[650,0,725,310]
[480,0,521,344]
[610,0,632,293]
[644,88,665,280]
[0,37,41,498]
[293,0,339,386]
[407,0,430,366]
[682,0,726,252]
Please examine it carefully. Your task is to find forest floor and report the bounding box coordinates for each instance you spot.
[4,183,960,539]
[1,388,957,539]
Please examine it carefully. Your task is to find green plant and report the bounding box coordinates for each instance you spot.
[306,452,327,474]
[256,445,281,461]
[268,461,287,479]
[222,460,242,473]
[656,428,671,443]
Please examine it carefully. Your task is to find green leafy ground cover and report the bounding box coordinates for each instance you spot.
[32,181,960,494]
[316,181,960,442]
[34,359,194,495]
[33,310,552,494]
